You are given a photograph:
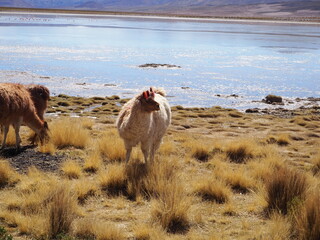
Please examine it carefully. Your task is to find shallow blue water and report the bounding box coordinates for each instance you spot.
[0,12,319,108]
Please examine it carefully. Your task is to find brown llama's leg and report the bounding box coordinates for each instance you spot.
[13,119,22,150]
[1,125,9,149]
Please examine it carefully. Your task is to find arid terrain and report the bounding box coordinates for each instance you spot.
[0,94,319,239]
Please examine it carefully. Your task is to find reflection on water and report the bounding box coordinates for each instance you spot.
[0,12,319,108]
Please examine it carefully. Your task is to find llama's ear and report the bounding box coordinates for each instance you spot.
[150,87,155,98]
[143,91,148,99]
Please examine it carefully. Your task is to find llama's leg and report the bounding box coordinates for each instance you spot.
[125,146,132,163]
[1,125,9,149]
[149,140,161,165]
[13,119,22,150]
[30,132,37,145]
[141,143,151,165]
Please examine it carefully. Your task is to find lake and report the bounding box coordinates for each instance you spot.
[0,12,319,109]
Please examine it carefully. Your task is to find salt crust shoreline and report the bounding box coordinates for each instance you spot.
[1,9,320,25]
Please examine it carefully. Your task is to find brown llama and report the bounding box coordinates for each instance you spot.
[0,83,49,150]
[26,84,50,144]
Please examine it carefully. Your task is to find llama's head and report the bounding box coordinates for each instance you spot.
[140,87,160,112]
[39,121,50,144]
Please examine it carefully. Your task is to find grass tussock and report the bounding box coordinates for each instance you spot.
[184,139,214,162]
[38,142,56,155]
[0,127,16,146]
[49,117,90,149]
[311,153,320,176]
[263,213,291,240]
[265,166,308,216]
[74,179,98,204]
[142,157,179,199]
[133,224,165,240]
[293,190,320,240]
[61,160,82,179]
[73,218,126,240]
[125,161,148,200]
[151,182,190,234]
[0,160,19,188]
[99,163,127,196]
[225,140,258,163]
[98,129,126,162]
[158,137,176,156]
[148,158,190,233]
[83,151,102,173]
[222,169,255,194]
[48,186,77,239]
[266,134,290,146]
[193,177,231,203]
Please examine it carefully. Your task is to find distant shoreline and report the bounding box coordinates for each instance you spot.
[1,7,320,25]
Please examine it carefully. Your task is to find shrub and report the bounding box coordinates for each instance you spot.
[265,166,308,216]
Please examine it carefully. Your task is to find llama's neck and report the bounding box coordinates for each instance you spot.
[121,101,153,133]
[24,112,44,133]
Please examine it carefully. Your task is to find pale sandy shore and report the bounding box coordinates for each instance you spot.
[1,8,320,25]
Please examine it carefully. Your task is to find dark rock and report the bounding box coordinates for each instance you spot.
[263,94,283,104]
[139,63,181,69]
[245,108,259,113]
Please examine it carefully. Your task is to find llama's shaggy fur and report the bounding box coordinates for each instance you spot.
[26,84,50,144]
[116,87,171,164]
[0,83,49,149]
[26,84,50,121]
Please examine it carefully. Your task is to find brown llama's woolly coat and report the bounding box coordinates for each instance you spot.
[0,83,48,149]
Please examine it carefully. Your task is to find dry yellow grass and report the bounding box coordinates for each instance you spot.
[73,178,99,204]
[183,138,214,162]
[220,168,256,194]
[98,129,126,162]
[293,190,320,240]
[99,163,127,196]
[0,104,319,240]
[224,139,261,163]
[264,166,308,216]
[0,160,20,188]
[83,151,103,173]
[193,177,231,203]
[49,117,91,149]
[266,134,290,146]
[48,185,77,239]
[311,153,320,175]
[0,127,16,147]
[61,160,82,179]
[38,142,56,154]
